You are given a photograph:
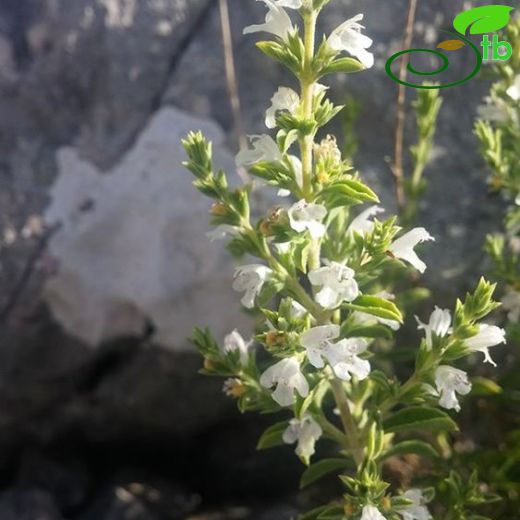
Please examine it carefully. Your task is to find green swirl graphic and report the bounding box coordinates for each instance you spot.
[385,33,483,89]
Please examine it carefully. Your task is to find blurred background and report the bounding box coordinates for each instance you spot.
[0,0,511,518]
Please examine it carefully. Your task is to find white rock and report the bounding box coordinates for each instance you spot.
[44,106,250,349]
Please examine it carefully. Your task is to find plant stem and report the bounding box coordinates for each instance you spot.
[330,376,364,468]
[392,0,418,214]
[300,10,317,201]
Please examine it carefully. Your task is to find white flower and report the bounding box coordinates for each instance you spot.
[243,0,294,40]
[502,289,520,322]
[361,505,387,520]
[288,199,328,238]
[398,489,432,520]
[415,306,452,348]
[388,228,435,273]
[283,414,323,460]
[325,337,371,381]
[274,0,304,8]
[348,205,385,235]
[308,262,359,309]
[222,329,252,364]
[328,14,374,68]
[206,224,240,242]
[465,324,506,366]
[300,325,340,368]
[506,75,520,101]
[266,87,300,129]
[236,135,282,168]
[260,357,309,406]
[290,300,307,318]
[232,264,272,308]
[435,365,472,412]
[476,97,509,123]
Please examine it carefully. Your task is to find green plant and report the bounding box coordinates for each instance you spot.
[183,2,506,518]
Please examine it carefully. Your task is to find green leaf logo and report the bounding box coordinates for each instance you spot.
[453,5,514,35]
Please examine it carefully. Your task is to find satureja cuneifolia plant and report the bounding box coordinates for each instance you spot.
[183,1,506,518]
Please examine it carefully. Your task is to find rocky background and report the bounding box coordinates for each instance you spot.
[0,0,508,518]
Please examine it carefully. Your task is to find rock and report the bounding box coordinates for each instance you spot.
[0,0,211,329]
[43,107,251,349]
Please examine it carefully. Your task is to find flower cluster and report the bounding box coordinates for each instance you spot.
[182,1,505,519]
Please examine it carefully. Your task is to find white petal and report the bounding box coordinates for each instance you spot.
[389,228,435,273]
[272,383,296,406]
[315,286,341,309]
[361,505,387,520]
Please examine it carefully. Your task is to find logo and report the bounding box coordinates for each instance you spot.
[386,5,515,89]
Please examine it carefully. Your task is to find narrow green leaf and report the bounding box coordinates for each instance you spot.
[383,407,458,434]
[344,295,403,323]
[379,440,440,461]
[471,376,502,396]
[320,57,365,75]
[300,458,351,489]
[257,421,288,450]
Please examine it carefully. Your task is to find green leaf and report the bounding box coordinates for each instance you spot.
[316,505,345,520]
[300,458,351,488]
[320,57,365,75]
[344,295,403,323]
[453,5,514,35]
[319,180,379,206]
[383,407,458,434]
[471,376,502,396]
[299,506,331,520]
[257,421,288,450]
[379,440,440,461]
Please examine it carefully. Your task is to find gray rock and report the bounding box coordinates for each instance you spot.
[43,106,251,349]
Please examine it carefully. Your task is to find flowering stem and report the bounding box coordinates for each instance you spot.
[300,10,317,201]
[330,376,364,467]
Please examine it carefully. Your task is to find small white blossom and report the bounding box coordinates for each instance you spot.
[348,205,385,235]
[328,14,374,69]
[398,489,432,520]
[506,74,520,101]
[260,357,309,406]
[283,414,323,460]
[236,135,282,168]
[290,300,307,318]
[435,365,472,412]
[243,0,294,40]
[266,87,300,129]
[388,228,435,273]
[273,0,308,8]
[502,289,520,322]
[465,324,506,366]
[415,306,452,348]
[206,224,240,242]
[300,325,341,368]
[325,337,371,381]
[288,199,328,238]
[222,329,252,364]
[308,262,359,309]
[477,97,509,123]
[232,264,272,308]
[361,505,387,520]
